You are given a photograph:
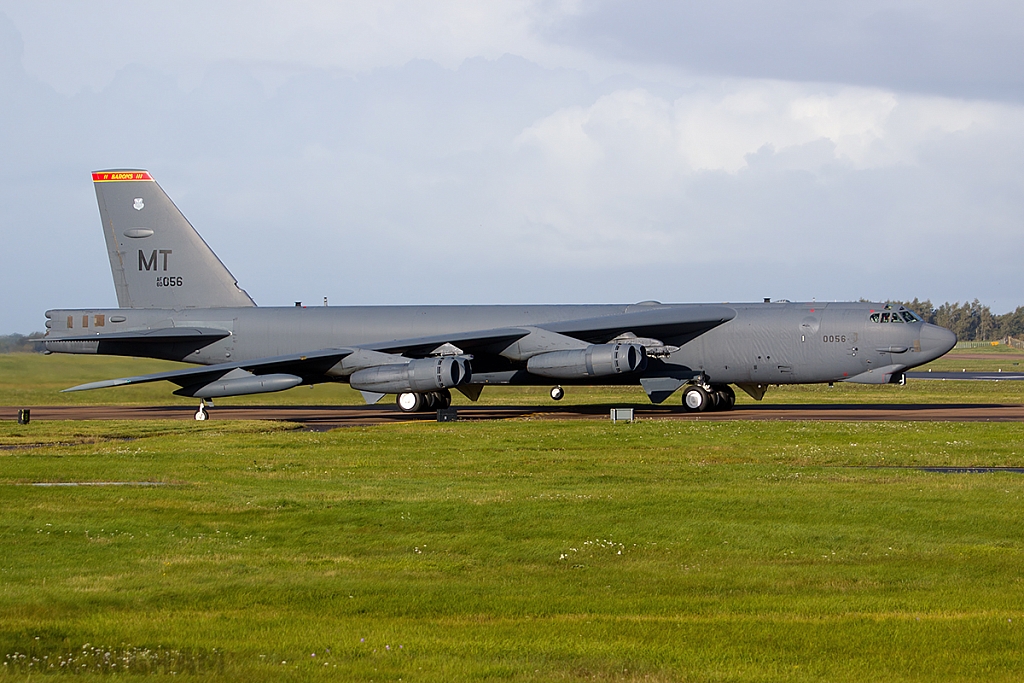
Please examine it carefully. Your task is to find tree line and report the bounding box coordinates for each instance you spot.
[0,333,45,353]
[2,300,1022,352]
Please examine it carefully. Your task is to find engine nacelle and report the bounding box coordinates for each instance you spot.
[349,356,472,394]
[526,343,647,379]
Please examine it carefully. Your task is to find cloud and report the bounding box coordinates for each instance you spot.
[517,81,1018,175]
[552,0,1024,102]
[1,5,1023,333]
[1,0,581,93]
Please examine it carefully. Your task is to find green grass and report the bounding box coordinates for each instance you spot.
[3,347,1024,409]
[2,419,1024,680]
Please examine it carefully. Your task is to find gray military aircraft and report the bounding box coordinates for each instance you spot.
[42,169,957,419]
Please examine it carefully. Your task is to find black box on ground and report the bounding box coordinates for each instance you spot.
[436,408,458,422]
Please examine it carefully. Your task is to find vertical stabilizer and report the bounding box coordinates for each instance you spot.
[93,169,255,309]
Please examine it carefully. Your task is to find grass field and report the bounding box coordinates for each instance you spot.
[3,346,1024,408]
[3,418,1024,681]
[2,349,1023,680]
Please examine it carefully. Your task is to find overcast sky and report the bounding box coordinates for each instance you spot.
[2,1,1022,333]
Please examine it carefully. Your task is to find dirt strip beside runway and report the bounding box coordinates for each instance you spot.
[3,403,1024,427]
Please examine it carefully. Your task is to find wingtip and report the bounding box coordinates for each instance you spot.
[62,378,132,393]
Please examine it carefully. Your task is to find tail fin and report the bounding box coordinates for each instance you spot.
[93,169,255,309]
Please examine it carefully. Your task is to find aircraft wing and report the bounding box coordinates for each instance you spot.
[365,305,736,358]
[61,305,735,396]
[905,371,1024,381]
[542,305,736,346]
[62,348,354,392]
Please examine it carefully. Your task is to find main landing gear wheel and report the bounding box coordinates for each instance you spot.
[397,389,453,413]
[194,402,209,421]
[434,388,452,409]
[713,384,736,411]
[550,386,565,401]
[397,392,423,413]
[682,385,710,413]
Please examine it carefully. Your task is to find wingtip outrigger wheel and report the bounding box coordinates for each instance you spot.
[550,386,564,401]
[194,399,210,421]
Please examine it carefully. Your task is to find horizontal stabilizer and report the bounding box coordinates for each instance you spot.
[46,327,231,344]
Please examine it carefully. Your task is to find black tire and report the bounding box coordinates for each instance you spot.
[682,385,710,412]
[710,384,736,411]
[719,385,736,410]
[422,392,438,411]
[435,388,452,409]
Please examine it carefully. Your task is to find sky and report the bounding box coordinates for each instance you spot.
[1,1,1022,333]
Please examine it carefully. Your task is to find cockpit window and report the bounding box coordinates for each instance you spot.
[871,308,922,323]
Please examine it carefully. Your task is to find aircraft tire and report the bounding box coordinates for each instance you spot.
[707,391,721,410]
[422,392,438,411]
[550,386,565,401]
[719,385,736,410]
[435,388,452,409]
[682,385,710,413]
[194,405,209,421]
[397,392,423,412]
[710,384,736,411]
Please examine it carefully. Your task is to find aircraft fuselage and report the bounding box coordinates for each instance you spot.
[44,300,955,389]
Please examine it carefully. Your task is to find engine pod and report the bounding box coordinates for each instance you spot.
[527,343,646,379]
[349,356,472,393]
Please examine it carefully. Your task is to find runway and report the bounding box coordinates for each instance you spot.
[5,402,1024,428]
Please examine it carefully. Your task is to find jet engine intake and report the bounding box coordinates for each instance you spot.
[349,356,472,394]
[527,343,647,379]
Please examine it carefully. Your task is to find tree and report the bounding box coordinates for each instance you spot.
[0,333,46,353]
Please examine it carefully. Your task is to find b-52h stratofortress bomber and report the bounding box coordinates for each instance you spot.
[42,169,957,419]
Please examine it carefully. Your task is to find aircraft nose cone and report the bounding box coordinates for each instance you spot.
[919,324,957,360]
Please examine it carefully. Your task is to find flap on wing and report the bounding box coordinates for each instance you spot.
[47,327,232,343]
[63,348,353,392]
[367,328,530,357]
